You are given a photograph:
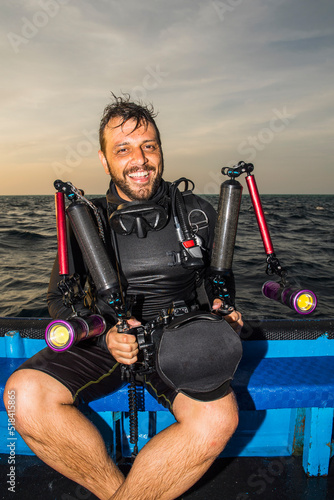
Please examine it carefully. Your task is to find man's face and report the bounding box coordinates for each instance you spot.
[99,117,164,201]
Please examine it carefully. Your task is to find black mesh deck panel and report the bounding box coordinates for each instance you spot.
[0,318,51,339]
[241,318,334,340]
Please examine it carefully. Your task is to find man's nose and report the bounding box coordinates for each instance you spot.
[131,147,147,165]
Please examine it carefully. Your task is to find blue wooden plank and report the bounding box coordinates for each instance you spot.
[288,408,306,455]
[302,408,333,476]
[242,335,334,359]
[233,356,334,410]
[0,334,44,359]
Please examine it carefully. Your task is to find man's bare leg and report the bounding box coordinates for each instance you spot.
[5,370,238,500]
[110,390,239,500]
[4,369,124,500]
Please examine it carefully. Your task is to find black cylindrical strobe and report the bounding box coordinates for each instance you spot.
[211,179,243,272]
[66,202,119,296]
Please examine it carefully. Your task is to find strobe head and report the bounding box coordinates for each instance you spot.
[262,281,317,315]
[45,315,106,351]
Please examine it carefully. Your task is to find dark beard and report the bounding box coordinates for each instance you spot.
[106,162,164,201]
[116,174,162,200]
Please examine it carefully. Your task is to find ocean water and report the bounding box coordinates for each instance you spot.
[0,194,333,320]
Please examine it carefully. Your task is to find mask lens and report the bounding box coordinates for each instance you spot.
[143,210,160,229]
[110,201,168,236]
[118,214,136,234]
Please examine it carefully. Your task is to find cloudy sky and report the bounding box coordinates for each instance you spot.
[1,0,333,195]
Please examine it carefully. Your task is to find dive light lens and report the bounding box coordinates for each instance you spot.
[45,320,75,351]
[48,324,71,348]
[292,291,317,314]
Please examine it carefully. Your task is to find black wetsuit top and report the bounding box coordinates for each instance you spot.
[47,179,235,323]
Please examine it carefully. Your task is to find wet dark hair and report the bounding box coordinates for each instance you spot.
[99,93,161,154]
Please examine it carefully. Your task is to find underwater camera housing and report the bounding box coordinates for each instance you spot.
[120,300,191,377]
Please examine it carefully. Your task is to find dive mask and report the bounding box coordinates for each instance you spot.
[109,201,169,238]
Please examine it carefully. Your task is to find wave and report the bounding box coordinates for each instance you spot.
[0,229,51,241]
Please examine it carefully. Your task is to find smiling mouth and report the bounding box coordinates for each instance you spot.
[127,169,154,182]
[128,171,149,178]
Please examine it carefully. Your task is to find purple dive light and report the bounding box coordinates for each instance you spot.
[45,314,106,352]
[262,281,317,315]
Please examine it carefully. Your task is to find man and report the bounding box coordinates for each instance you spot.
[4,95,243,500]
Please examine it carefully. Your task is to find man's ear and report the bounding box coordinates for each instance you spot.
[98,150,109,175]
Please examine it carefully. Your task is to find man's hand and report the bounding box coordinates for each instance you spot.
[106,317,140,364]
[212,298,243,334]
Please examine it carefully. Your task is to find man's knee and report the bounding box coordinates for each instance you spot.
[199,391,239,438]
[218,390,239,432]
[173,390,239,456]
[4,369,73,434]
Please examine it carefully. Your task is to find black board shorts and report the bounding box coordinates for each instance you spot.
[16,339,176,412]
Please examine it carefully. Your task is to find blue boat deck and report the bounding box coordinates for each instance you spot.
[1,317,334,498]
